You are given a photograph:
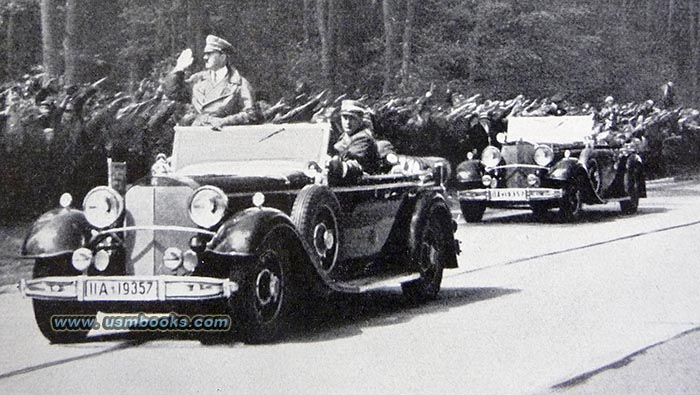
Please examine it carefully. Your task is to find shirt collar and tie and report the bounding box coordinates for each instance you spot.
[211,66,228,84]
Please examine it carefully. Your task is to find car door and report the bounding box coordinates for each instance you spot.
[332,177,413,261]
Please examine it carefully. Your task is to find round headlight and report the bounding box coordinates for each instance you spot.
[83,187,124,229]
[252,192,265,207]
[94,250,110,272]
[59,193,73,208]
[182,250,199,272]
[163,247,183,270]
[480,146,501,168]
[189,186,228,228]
[495,132,507,144]
[527,174,540,187]
[71,248,93,271]
[533,145,554,167]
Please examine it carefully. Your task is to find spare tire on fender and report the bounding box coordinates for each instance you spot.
[291,185,341,274]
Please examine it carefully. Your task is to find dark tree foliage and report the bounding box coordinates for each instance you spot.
[1,0,696,105]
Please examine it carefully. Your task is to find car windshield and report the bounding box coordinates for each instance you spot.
[170,123,331,174]
[505,115,595,145]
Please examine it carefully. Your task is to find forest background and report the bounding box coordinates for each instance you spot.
[1,0,698,105]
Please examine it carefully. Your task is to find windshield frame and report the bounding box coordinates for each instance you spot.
[505,115,596,145]
[170,123,331,174]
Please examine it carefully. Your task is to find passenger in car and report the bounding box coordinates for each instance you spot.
[164,35,258,130]
[328,100,379,181]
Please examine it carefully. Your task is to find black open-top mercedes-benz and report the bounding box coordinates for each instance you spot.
[20,122,459,343]
[455,116,646,222]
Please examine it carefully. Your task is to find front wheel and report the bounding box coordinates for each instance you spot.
[32,258,96,343]
[559,180,583,222]
[290,185,340,274]
[530,202,549,220]
[402,203,450,303]
[620,170,641,214]
[227,230,298,344]
[460,202,486,223]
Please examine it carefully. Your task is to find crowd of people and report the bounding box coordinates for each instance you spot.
[0,35,697,221]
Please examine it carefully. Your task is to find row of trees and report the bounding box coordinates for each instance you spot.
[0,1,699,110]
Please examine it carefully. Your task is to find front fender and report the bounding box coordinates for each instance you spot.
[21,208,91,258]
[204,206,329,296]
[207,207,297,255]
[454,160,483,184]
[626,154,647,198]
[626,153,644,171]
[547,158,584,182]
[547,158,602,203]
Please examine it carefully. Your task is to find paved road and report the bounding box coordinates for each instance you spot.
[0,177,699,394]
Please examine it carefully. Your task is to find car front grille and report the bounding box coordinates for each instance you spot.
[502,168,530,188]
[123,186,197,275]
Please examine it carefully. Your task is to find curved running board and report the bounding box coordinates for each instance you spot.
[328,273,420,293]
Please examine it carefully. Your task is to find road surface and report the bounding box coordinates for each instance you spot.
[0,176,698,394]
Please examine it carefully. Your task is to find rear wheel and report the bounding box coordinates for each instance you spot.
[227,230,298,344]
[402,203,450,303]
[32,258,96,343]
[460,202,486,223]
[620,170,641,214]
[559,179,583,222]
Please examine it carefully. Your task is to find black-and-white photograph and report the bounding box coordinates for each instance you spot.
[1,1,699,394]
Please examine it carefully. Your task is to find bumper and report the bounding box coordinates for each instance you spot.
[458,188,564,202]
[19,275,238,302]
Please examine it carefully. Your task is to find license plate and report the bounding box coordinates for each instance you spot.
[490,189,527,201]
[84,280,158,301]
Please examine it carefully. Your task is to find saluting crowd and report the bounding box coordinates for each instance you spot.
[0,36,697,221]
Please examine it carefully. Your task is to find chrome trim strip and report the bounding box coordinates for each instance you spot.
[490,164,548,171]
[76,277,84,302]
[96,225,215,237]
[19,250,73,259]
[356,273,421,292]
[224,179,435,198]
[331,181,437,193]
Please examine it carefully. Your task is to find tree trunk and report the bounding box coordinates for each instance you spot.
[64,0,82,85]
[40,0,62,80]
[316,0,335,89]
[186,0,208,70]
[691,0,699,103]
[5,9,17,78]
[668,0,676,36]
[646,0,656,31]
[327,0,337,90]
[400,0,416,93]
[303,0,312,43]
[382,0,395,94]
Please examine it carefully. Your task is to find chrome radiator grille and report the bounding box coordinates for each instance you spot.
[124,186,197,275]
[502,168,529,188]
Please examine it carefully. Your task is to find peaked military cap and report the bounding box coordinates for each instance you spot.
[340,100,367,118]
[204,35,234,54]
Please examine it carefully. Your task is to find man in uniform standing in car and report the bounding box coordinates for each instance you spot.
[166,34,257,129]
